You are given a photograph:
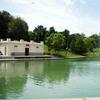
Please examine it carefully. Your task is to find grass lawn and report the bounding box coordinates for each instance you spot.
[86,48,100,57]
[44,45,85,58]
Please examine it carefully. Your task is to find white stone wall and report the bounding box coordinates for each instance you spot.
[30,43,44,54]
[13,44,26,53]
[0,46,5,55]
[7,44,14,56]
[0,39,44,56]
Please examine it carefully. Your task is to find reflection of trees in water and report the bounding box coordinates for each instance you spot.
[0,61,27,99]
[0,60,74,98]
[0,77,27,99]
[27,60,73,85]
[24,60,73,85]
[43,60,73,84]
[71,60,100,77]
[6,77,26,95]
[68,57,100,77]
[0,78,6,99]
[28,61,45,85]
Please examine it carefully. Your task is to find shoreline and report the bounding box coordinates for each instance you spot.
[32,97,100,100]
[0,55,64,61]
[0,54,99,61]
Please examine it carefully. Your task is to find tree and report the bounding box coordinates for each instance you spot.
[8,17,29,40]
[84,37,94,52]
[33,25,47,42]
[90,34,100,48]
[28,31,33,40]
[45,35,53,51]
[69,33,85,48]
[61,29,70,49]
[49,27,56,34]
[45,33,65,52]
[0,10,12,39]
[70,33,87,55]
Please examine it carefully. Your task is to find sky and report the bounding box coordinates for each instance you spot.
[0,0,100,36]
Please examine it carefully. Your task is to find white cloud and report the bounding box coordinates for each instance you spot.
[2,0,100,35]
[79,0,87,4]
[5,0,33,4]
[7,0,79,32]
[78,16,100,35]
[63,0,75,6]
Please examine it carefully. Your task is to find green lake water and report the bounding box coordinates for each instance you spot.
[0,57,100,99]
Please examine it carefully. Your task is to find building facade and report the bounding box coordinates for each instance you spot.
[0,39,44,56]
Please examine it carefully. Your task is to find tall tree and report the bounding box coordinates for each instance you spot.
[8,17,29,40]
[48,26,56,36]
[45,33,65,52]
[84,37,94,52]
[70,33,87,55]
[0,11,12,39]
[69,33,85,48]
[28,31,33,40]
[49,27,56,33]
[33,25,47,42]
[90,34,100,48]
[61,29,70,49]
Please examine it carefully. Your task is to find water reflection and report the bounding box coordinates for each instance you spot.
[0,61,27,99]
[28,61,45,85]
[0,60,72,98]
[0,58,100,99]
[71,60,100,77]
[43,60,72,83]
[0,77,6,99]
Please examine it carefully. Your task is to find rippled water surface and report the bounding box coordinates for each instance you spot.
[0,57,100,99]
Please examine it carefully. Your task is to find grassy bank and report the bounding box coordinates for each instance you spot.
[86,48,100,57]
[44,45,85,58]
[44,45,100,58]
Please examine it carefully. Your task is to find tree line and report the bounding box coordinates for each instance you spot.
[0,10,100,55]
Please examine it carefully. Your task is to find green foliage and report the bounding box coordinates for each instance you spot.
[45,35,52,51]
[44,45,85,58]
[48,27,56,34]
[68,33,85,48]
[33,25,47,42]
[28,31,33,40]
[60,29,69,49]
[52,34,65,51]
[1,10,100,56]
[90,34,100,48]
[0,10,12,39]
[84,37,94,52]
[70,34,87,55]
[8,17,29,40]
[0,10,29,40]
[45,33,65,52]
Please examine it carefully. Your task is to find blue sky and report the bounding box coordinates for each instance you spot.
[0,0,100,36]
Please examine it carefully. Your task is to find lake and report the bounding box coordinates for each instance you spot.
[0,57,100,99]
